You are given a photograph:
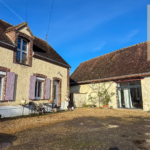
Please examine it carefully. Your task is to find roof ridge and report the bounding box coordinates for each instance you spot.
[81,41,147,64]
[14,21,26,26]
[0,19,13,26]
[6,21,26,29]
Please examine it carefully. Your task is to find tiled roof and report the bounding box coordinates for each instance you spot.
[0,19,13,44]
[0,19,70,68]
[33,36,70,67]
[5,22,27,32]
[70,41,150,84]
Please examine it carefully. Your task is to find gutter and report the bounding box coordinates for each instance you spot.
[34,52,71,68]
[0,40,15,47]
[70,72,150,85]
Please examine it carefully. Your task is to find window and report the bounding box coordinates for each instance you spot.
[129,80,141,86]
[17,38,28,64]
[119,82,128,87]
[35,78,44,99]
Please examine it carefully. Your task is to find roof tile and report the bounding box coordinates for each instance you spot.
[70,42,150,83]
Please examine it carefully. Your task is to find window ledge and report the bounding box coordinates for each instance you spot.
[14,62,30,67]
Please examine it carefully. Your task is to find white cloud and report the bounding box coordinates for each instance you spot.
[93,42,107,51]
[117,30,139,43]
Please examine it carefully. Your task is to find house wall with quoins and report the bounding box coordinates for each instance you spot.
[0,20,70,109]
[0,46,68,106]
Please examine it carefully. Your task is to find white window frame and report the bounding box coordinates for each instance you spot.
[0,71,6,100]
[35,77,44,99]
[17,38,28,64]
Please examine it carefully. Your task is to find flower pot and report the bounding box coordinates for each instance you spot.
[103,105,108,108]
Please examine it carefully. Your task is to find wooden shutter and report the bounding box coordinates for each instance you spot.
[57,81,61,107]
[45,78,51,99]
[5,72,15,101]
[29,76,36,100]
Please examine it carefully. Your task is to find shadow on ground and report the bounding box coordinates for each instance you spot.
[0,133,17,149]
[4,116,150,150]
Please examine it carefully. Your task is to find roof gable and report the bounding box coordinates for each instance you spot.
[5,22,34,38]
[19,27,32,38]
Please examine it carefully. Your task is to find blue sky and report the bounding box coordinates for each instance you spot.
[0,0,149,74]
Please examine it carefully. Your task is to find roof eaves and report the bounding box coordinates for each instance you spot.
[70,72,150,85]
[0,40,15,47]
[34,52,71,68]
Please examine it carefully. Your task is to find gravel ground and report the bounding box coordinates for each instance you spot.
[1,108,150,150]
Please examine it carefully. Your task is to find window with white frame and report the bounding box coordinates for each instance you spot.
[0,71,6,100]
[35,77,44,99]
[17,38,28,64]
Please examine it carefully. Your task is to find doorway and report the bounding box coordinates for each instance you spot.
[54,80,59,107]
[117,80,143,109]
[53,78,62,108]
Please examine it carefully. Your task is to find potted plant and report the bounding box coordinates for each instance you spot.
[102,90,114,108]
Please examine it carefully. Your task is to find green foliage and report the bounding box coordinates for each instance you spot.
[82,102,87,107]
[85,104,96,107]
[88,83,115,107]
[88,95,97,106]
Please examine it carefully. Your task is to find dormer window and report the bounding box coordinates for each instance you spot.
[17,38,28,64]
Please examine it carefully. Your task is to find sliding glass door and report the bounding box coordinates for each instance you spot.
[117,80,143,109]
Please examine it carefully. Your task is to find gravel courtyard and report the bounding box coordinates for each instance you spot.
[1,108,150,150]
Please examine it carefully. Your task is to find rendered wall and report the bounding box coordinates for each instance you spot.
[141,77,150,111]
[20,27,32,37]
[70,82,117,108]
[73,93,87,107]
[0,47,68,107]
[71,78,150,111]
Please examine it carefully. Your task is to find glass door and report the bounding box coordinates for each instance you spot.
[118,88,132,108]
[117,80,143,109]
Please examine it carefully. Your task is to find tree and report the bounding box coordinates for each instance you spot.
[88,82,115,107]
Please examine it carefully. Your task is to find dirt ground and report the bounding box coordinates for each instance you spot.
[1,108,150,150]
